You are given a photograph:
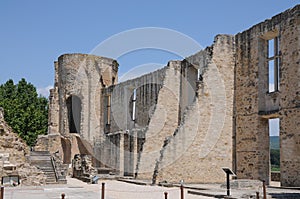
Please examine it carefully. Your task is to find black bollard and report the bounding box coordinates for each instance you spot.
[180,184,184,199]
[101,182,105,199]
[1,187,4,199]
[164,192,168,199]
[262,180,266,199]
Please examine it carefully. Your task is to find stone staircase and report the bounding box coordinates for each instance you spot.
[30,151,57,184]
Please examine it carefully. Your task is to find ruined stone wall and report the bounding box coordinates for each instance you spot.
[234,5,300,186]
[102,67,166,133]
[0,108,46,185]
[42,5,299,186]
[48,62,59,134]
[94,65,166,171]
[137,61,182,179]
[154,35,235,183]
[56,54,118,142]
[278,5,300,187]
[45,54,118,164]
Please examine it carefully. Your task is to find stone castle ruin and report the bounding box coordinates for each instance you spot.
[36,5,300,187]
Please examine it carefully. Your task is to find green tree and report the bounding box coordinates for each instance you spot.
[270,149,280,170]
[0,78,48,146]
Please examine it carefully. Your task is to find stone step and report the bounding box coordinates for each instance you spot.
[35,164,53,168]
[31,161,52,166]
[97,167,114,174]
[44,172,55,176]
[46,176,56,180]
[30,151,51,156]
[46,180,56,183]
[43,169,55,172]
[46,181,58,184]
[30,156,51,159]
[31,161,52,165]
[29,151,60,184]
[32,161,52,164]
[35,165,53,169]
[46,178,56,181]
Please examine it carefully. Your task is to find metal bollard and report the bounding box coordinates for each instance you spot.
[262,180,267,199]
[256,191,260,199]
[180,184,184,199]
[61,193,65,199]
[101,182,105,199]
[1,187,4,199]
[164,192,168,199]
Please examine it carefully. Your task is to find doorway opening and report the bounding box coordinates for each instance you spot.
[66,95,82,133]
[269,118,280,186]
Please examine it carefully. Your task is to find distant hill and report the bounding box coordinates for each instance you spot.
[270,136,279,149]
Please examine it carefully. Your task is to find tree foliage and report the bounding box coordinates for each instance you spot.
[0,78,48,146]
[271,149,280,167]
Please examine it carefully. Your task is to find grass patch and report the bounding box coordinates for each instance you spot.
[271,165,280,172]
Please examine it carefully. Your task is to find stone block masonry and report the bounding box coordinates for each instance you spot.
[40,4,300,187]
[234,5,300,186]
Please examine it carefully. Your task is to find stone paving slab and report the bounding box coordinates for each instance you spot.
[3,177,210,199]
[3,177,300,199]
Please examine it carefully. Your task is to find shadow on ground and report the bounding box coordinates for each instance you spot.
[269,193,300,198]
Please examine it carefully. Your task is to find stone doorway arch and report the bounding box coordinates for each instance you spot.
[66,95,82,133]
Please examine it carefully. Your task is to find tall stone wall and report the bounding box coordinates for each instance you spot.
[137,61,182,179]
[278,5,300,187]
[48,61,59,135]
[56,54,118,142]
[154,35,235,183]
[95,66,166,172]
[234,5,300,186]
[41,4,299,187]
[102,67,166,133]
[45,54,118,164]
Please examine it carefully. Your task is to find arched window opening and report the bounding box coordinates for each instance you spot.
[66,95,82,133]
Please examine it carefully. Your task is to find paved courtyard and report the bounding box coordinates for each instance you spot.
[3,177,210,199]
[3,177,300,199]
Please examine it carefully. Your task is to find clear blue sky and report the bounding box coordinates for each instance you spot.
[0,0,298,96]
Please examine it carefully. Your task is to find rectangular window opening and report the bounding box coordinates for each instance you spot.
[106,95,111,125]
[267,37,280,93]
[132,89,137,121]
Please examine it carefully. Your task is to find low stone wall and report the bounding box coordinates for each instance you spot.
[271,172,280,182]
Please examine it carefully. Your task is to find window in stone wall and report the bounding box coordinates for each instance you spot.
[106,95,111,125]
[132,89,137,121]
[268,37,280,92]
[197,68,203,81]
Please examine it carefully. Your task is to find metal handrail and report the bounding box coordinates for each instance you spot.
[50,156,59,182]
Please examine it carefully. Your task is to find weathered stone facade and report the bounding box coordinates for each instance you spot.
[234,5,300,187]
[43,5,300,186]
